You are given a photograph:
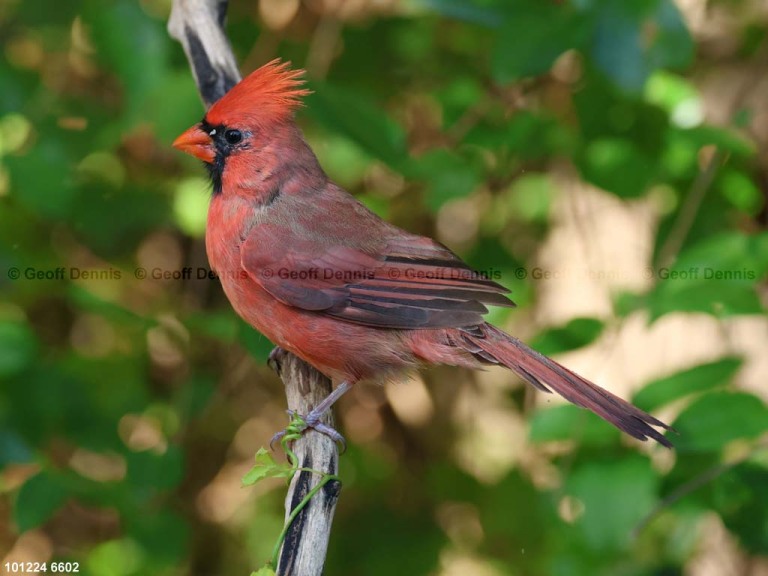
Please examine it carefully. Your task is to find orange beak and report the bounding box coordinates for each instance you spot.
[173,125,216,163]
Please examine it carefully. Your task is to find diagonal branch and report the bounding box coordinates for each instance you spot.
[167,2,341,574]
[168,0,240,106]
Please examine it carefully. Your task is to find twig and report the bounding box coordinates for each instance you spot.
[632,437,768,538]
[167,2,341,574]
[656,147,725,270]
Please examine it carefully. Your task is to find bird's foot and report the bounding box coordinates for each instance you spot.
[270,409,346,453]
[267,346,288,374]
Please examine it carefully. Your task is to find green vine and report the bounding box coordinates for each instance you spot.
[244,413,341,575]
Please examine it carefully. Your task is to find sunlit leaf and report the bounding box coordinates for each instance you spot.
[565,455,658,551]
[530,317,604,356]
[578,137,655,197]
[673,392,768,453]
[0,321,38,377]
[173,177,210,237]
[86,539,146,576]
[634,357,742,411]
[242,448,295,486]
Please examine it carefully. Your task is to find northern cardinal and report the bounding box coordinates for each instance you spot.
[173,60,672,448]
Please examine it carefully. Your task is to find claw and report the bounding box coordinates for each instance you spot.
[306,420,347,453]
[270,409,346,453]
[268,346,288,374]
[269,380,353,454]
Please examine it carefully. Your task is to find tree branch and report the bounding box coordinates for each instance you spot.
[167,2,341,574]
[269,349,341,576]
[168,0,240,106]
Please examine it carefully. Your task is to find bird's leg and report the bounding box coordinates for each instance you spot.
[271,380,353,451]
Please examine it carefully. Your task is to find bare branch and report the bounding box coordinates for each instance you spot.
[168,2,341,574]
[168,0,241,106]
[269,349,341,576]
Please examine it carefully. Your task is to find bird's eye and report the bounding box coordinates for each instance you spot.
[224,129,242,144]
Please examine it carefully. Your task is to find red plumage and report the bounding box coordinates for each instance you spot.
[206,59,310,126]
[174,60,673,447]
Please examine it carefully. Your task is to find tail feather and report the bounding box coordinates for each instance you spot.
[464,324,673,447]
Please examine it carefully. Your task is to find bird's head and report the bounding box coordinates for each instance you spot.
[173,59,310,194]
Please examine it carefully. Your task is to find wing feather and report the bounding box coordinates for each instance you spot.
[241,223,515,329]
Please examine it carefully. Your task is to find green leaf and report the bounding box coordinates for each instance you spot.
[634,357,742,411]
[0,428,34,466]
[590,0,692,93]
[565,455,658,552]
[591,2,648,93]
[126,510,189,564]
[530,404,620,448]
[251,567,277,576]
[477,470,549,571]
[14,471,69,532]
[68,285,154,329]
[720,170,763,215]
[506,173,555,223]
[185,310,239,343]
[6,137,77,218]
[174,376,216,420]
[408,0,504,26]
[125,445,185,490]
[410,149,480,212]
[672,392,768,453]
[647,0,694,71]
[86,539,146,576]
[649,232,768,319]
[242,448,295,486]
[530,317,604,356]
[82,0,169,126]
[467,112,574,160]
[306,83,408,169]
[710,464,768,555]
[681,125,754,157]
[173,177,211,237]
[0,321,38,377]
[578,137,655,197]
[645,71,700,114]
[69,184,171,257]
[144,71,205,143]
[493,6,588,83]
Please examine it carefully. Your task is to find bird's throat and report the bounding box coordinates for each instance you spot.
[206,153,226,195]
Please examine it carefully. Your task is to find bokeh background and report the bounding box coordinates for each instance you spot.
[1,0,768,574]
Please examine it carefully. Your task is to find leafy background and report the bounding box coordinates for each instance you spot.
[1,0,767,574]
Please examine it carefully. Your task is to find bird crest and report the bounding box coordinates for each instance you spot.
[205,59,310,126]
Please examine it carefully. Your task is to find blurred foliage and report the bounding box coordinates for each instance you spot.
[1,0,767,575]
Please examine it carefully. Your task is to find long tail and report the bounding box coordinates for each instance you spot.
[458,324,673,447]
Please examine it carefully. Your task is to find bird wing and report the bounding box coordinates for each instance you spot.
[241,223,515,329]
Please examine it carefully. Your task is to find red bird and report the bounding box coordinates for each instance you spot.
[173,60,672,448]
